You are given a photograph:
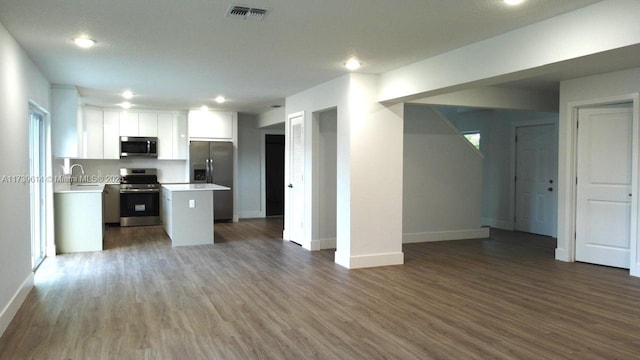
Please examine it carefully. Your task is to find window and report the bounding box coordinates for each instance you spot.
[463,131,481,150]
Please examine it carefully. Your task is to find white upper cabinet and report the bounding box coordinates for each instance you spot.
[51,86,80,158]
[120,111,158,137]
[157,113,173,159]
[120,111,139,136]
[188,110,234,140]
[53,102,187,160]
[138,112,158,137]
[158,112,188,160]
[173,113,187,159]
[103,110,121,159]
[82,107,104,159]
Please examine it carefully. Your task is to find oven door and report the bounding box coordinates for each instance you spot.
[120,189,161,226]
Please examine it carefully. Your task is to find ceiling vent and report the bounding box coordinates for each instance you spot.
[226,5,268,20]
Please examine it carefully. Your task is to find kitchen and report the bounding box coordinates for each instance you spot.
[52,85,242,252]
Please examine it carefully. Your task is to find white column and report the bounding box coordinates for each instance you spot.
[334,74,404,269]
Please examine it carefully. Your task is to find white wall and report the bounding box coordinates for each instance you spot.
[285,75,349,249]
[440,107,559,233]
[257,107,285,128]
[286,74,405,268]
[236,113,286,219]
[379,0,640,103]
[403,105,488,242]
[237,113,262,218]
[0,20,51,336]
[557,68,640,275]
[317,109,337,248]
[62,159,188,183]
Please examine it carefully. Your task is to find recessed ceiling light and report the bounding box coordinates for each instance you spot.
[200,105,209,111]
[73,36,96,48]
[503,0,525,6]
[215,96,226,104]
[345,57,361,71]
[122,90,134,99]
[120,101,132,109]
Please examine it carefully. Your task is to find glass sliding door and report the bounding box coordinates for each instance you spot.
[29,105,47,270]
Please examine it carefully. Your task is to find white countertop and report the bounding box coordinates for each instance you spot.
[54,183,106,194]
[162,183,230,192]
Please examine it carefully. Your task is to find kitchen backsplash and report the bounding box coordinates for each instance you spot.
[54,158,188,183]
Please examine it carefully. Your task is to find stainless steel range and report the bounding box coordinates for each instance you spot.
[120,168,161,227]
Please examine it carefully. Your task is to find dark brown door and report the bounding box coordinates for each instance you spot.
[265,134,285,216]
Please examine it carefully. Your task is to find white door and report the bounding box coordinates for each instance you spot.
[515,124,557,236]
[288,114,304,244]
[576,106,632,269]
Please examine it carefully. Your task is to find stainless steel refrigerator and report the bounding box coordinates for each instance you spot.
[189,141,233,221]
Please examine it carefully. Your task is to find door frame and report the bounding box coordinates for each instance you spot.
[561,93,640,276]
[28,100,54,259]
[509,120,559,237]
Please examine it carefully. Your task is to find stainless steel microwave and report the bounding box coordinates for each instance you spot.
[120,136,158,158]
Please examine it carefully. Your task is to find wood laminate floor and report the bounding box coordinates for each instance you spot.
[1,219,640,359]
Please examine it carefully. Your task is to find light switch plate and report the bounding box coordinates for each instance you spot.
[189,199,195,208]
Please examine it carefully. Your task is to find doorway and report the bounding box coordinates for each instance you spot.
[265,134,285,216]
[514,124,557,237]
[575,104,633,269]
[29,104,47,270]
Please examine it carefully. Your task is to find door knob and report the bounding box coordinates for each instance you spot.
[549,179,554,184]
[288,184,293,188]
[547,187,553,192]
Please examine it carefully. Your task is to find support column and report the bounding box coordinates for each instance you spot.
[334,74,404,269]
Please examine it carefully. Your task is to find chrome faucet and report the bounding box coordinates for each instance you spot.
[69,164,85,186]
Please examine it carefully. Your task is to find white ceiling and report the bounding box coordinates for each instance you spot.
[0,0,606,113]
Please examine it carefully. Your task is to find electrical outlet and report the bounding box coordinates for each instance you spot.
[189,199,195,208]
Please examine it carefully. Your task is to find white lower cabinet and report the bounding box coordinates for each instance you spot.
[55,191,104,253]
[161,189,173,238]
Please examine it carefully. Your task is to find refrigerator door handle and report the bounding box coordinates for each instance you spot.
[205,158,210,183]
[209,157,214,183]
[207,158,213,183]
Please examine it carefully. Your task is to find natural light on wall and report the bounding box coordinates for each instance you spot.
[463,131,481,150]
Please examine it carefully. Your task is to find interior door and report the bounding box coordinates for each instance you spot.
[515,124,557,236]
[288,114,304,244]
[265,134,285,216]
[576,105,632,269]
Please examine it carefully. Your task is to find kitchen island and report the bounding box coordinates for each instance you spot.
[161,184,230,246]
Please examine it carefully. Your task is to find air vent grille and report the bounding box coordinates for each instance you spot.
[226,5,268,20]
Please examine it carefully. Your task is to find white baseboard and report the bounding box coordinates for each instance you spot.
[630,262,640,278]
[481,217,513,231]
[555,247,571,262]
[334,251,404,269]
[310,237,336,250]
[238,210,263,219]
[0,273,34,338]
[403,227,490,244]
